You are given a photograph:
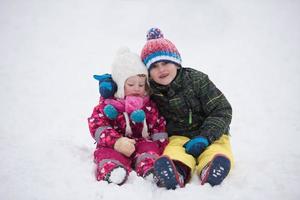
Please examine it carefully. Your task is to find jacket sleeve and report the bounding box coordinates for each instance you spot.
[146,101,169,150]
[194,72,232,144]
[88,100,122,148]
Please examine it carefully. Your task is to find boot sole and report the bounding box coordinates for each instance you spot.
[153,156,183,190]
[201,155,231,186]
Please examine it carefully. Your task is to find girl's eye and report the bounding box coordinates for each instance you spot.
[139,84,145,87]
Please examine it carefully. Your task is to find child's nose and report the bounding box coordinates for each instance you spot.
[157,64,165,72]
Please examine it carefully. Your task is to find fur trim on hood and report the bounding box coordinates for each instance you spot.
[111,47,148,98]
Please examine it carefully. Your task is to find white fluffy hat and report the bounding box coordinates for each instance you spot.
[111,47,148,98]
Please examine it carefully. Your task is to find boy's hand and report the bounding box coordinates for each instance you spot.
[114,137,136,157]
[183,136,209,158]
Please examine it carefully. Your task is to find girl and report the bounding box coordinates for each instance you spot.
[88,48,168,185]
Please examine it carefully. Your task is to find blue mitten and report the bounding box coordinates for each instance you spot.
[130,109,145,123]
[93,74,117,98]
[103,104,118,120]
[183,136,209,158]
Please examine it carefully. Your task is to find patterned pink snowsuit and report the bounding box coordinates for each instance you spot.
[88,96,168,182]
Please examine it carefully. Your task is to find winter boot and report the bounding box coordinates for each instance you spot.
[143,168,155,182]
[200,155,231,186]
[153,156,185,190]
[105,166,128,185]
[96,162,129,185]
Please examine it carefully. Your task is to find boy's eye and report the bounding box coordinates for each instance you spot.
[151,61,169,69]
[151,63,158,69]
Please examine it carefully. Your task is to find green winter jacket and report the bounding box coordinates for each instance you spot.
[150,67,232,144]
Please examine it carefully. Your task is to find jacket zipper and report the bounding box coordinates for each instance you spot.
[189,109,192,124]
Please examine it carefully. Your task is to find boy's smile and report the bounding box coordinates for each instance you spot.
[158,73,169,79]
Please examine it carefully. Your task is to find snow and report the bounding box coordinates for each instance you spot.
[107,166,127,185]
[0,0,300,199]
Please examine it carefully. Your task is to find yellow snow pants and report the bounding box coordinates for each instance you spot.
[162,134,234,175]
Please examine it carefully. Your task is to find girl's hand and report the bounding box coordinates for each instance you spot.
[114,137,136,157]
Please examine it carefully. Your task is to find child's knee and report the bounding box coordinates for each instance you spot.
[134,151,159,177]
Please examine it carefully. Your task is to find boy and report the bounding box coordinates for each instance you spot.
[140,28,234,189]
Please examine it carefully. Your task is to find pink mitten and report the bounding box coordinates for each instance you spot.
[125,96,148,123]
[124,96,144,113]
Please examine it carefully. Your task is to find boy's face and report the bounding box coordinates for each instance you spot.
[124,75,147,97]
[149,62,178,85]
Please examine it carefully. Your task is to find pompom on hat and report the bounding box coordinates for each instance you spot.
[141,28,182,69]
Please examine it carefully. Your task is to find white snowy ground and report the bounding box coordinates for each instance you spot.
[0,0,300,200]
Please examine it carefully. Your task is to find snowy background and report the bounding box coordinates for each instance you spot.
[1,0,300,199]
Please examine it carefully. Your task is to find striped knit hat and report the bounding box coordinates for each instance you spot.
[141,28,182,69]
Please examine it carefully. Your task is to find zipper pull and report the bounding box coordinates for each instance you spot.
[189,109,192,124]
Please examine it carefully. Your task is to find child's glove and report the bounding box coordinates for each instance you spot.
[93,74,117,98]
[103,104,119,120]
[183,136,209,158]
[114,137,136,157]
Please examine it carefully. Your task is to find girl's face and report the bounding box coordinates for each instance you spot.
[124,75,147,97]
[149,62,178,85]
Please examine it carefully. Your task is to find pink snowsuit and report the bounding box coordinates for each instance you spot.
[88,96,168,182]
